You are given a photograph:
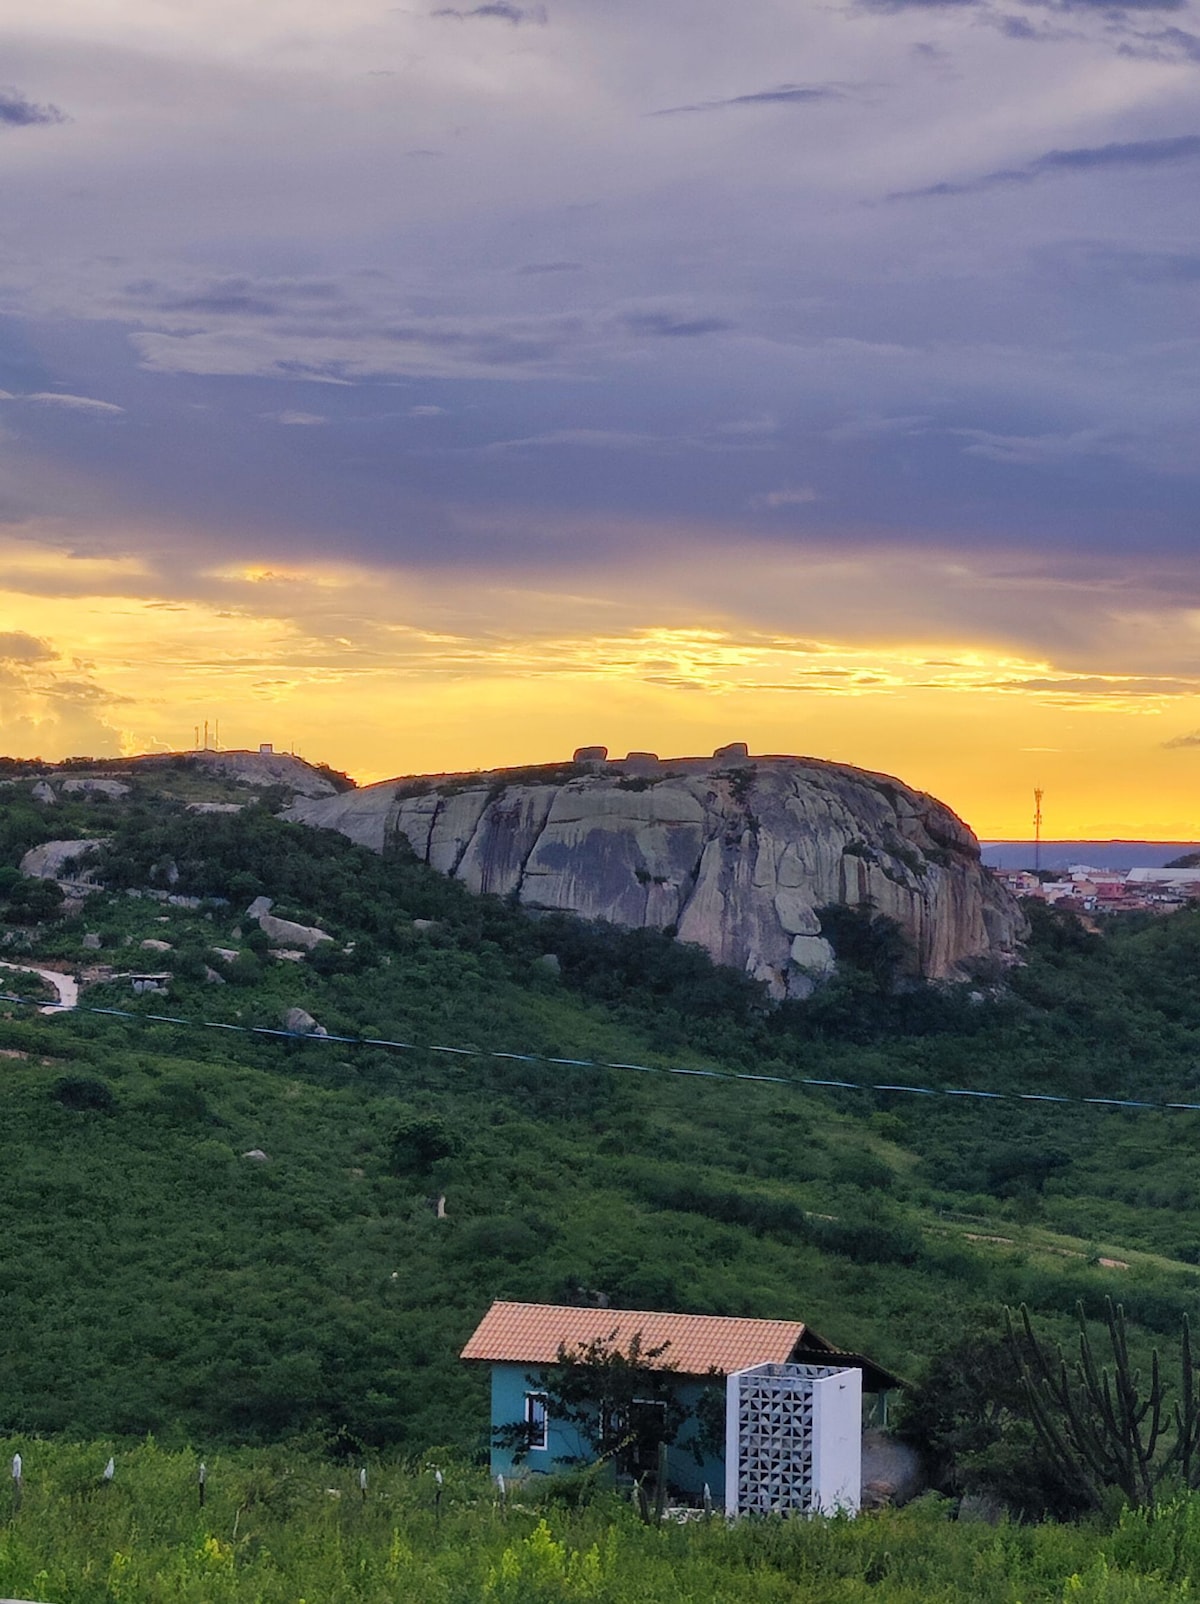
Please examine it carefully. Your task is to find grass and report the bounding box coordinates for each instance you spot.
[4,1437,1199,1603]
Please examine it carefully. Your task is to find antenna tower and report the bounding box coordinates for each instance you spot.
[1033,786,1044,873]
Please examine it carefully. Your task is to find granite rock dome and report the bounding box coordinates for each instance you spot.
[285,747,1023,998]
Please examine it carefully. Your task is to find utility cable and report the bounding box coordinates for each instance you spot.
[0,987,1194,1115]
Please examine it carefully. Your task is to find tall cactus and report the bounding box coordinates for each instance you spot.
[1008,1300,1200,1512]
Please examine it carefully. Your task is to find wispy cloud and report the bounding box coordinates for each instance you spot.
[750,487,820,509]
[621,311,732,337]
[893,133,1200,199]
[1117,24,1200,61]
[431,2,546,22]
[1164,730,1200,748]
[517,261,584,275]
[651,83,845,116]
[0,88,66,129]
[482,428,669,452]
[953,426,1121,464]
[3,392,124,415]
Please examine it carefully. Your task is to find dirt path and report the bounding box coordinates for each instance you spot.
[0,961,79,1014]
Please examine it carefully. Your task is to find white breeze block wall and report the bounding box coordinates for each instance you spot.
[724,1362,862,1517]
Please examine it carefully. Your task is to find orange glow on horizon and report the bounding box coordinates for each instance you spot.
[3,541,1200,842]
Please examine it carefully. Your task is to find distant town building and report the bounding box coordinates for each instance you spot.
[991,861,1200,917]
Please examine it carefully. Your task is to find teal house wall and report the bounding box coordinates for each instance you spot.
[488,1363,725,1500]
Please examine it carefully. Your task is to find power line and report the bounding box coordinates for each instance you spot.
[0,989,1195,1116]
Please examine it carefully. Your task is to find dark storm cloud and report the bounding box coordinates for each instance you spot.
[650,84,845,116]
[5,0,1200,620]
[431,3,547,22]
[893,133,1200,199]
[0,88,66,128]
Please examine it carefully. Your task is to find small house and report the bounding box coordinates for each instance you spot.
[461,1300,902,1516]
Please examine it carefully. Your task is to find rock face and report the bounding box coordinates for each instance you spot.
[285,751,1024,998]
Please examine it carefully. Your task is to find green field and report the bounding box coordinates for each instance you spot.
[4,1437,1200,1602]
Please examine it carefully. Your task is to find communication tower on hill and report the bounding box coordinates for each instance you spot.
[1033,786,1044,873]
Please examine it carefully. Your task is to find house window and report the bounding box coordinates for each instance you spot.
[524,1392,548,1452]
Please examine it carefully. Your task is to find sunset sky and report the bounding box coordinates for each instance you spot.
[2,0,1200,837]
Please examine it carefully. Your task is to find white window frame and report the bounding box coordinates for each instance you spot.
[524,1391,549,1452]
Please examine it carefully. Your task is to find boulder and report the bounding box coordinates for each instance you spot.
[259,913,332,950]
[245,896,332,950]
[31,781,56,804]
[19,839,105,883]
[286,751,1025,999]
[283,1006,327,1037]
[860,1430,925,1508]
[140,939,173,953]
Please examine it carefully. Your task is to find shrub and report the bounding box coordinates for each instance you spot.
[52,1075,117,1113]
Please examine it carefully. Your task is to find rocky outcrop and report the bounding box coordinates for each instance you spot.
[185,749,337,798]
[285,750,1024,998]
[125,749,339,799]
[61,777,130,799]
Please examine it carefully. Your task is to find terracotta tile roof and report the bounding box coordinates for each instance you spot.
[460,1301,812,1377]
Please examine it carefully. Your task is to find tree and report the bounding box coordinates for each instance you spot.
[387,1112,459,1176]
[896,1317,1088,1518]
[816,903,911,990]
[498,1331,695,1481]
[5,876,65,925]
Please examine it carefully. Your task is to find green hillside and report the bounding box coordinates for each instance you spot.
[2,763,1200,1476]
